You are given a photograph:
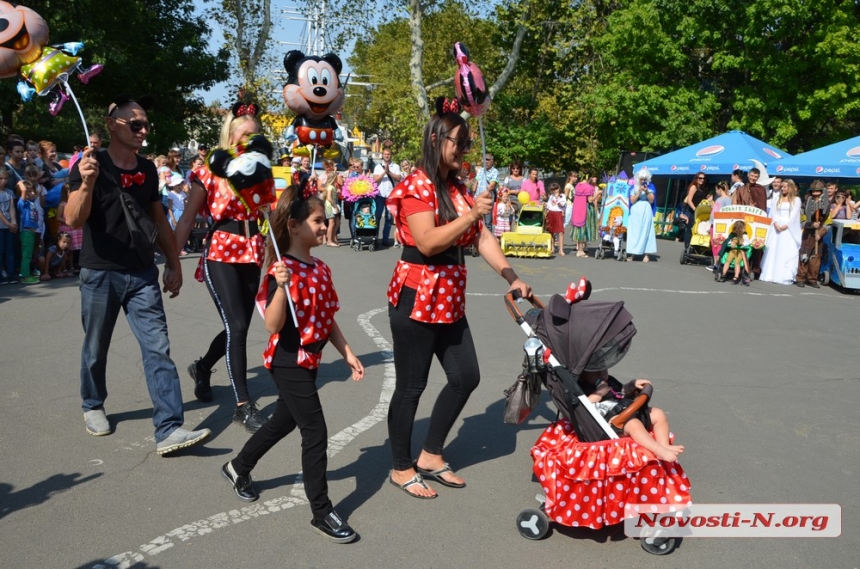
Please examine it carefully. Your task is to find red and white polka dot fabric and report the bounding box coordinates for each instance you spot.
[386,170,483,324]
[531,419,692,530]
[256,256,339,370]
[190,167,266,282]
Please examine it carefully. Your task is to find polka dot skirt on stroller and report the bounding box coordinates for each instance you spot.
[503,280,692,554]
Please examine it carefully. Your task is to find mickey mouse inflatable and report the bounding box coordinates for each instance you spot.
[282,50,345,155]
[208,130,276,213]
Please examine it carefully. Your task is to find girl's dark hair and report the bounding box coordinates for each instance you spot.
[417,98,470,223]
[265,185,325,267]
[509,160,522,172]
[549,182,561,192]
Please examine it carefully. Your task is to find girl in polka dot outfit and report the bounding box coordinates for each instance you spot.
[385,97,531,499]
[174,104,269,432]
[222,185,364,543]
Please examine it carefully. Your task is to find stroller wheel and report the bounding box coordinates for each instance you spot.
[368,242,376,252]
[516,508,550,540]
[353,242,361,252]
[680,250,687,265]
[640,536,678,555]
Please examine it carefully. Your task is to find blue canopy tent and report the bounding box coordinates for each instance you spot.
[632,130,790,176]
[631,131,791,237]
[768,135,860,178]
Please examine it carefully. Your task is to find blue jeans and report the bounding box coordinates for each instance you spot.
[0,229,14,276]
[374,195,393,242]
[79,265,184,442]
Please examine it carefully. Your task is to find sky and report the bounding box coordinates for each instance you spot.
[193,1,354,106]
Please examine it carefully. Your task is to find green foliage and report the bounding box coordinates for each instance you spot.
[0,0,228,153]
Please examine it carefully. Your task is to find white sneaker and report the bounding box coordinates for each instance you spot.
[156,427,211,455]
[84,409,111,436]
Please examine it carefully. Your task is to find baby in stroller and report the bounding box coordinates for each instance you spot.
[582,371,684,462]
[716,220,751,285]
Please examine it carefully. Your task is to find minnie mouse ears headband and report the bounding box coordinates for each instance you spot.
[434,96,460,116]
[232,100,260,118]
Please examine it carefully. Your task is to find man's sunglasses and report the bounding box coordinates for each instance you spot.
[114,118,150,133]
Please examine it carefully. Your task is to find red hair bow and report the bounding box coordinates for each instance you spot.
[442,97,460,114]
[236,104,257,117]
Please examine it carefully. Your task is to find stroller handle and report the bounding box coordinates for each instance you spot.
[609,383,653,430]
[504,290,544,324]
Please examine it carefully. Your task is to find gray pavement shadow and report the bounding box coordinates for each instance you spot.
[326,442,396,518]
[0,472,103,521]
[74,562,160,569]
[443,396,556,471]
[316,350,388,388]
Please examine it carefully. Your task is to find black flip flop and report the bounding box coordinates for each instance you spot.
[414,463,466,489]
[388,472,437,499]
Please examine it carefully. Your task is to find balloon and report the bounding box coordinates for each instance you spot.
[282,50,345,150]
[0,1,103,115]
[518,191,530,205]
[452,42,490,117]
[208,134,276,214]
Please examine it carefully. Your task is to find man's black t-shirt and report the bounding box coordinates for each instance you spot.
[69,151,159,271]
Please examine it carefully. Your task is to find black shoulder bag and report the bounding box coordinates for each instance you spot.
[97,152,159,266]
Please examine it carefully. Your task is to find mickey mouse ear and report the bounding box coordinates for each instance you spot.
[434,97,446,116]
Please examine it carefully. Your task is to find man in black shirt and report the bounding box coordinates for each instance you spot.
[65,95,210,455]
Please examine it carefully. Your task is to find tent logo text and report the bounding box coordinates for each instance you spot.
[696,145,724,157]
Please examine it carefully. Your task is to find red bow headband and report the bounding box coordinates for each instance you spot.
[434,96,460,116]
[232,101,260,118]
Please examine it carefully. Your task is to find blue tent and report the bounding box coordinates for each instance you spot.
[632,131,790,176]
[768,135,860,178]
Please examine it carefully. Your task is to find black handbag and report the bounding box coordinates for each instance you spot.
[503,372,542,425]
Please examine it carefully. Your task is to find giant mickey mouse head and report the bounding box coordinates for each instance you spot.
[282,50,345,150]
[0,2,48,78]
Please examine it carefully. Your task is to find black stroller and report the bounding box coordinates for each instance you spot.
[351,196,378,251]
[504,283,691,555]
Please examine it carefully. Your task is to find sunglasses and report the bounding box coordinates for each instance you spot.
[114,118,151,133]
[696,176,705,180]
[444,135,472,152]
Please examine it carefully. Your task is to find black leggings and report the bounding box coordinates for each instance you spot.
[202,258,260,404]
[387,286,481,471]
[232,366,332,520]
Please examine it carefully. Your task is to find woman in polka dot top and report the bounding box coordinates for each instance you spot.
[385,97,532,499]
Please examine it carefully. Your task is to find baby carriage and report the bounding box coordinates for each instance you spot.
[503,282,692,555]
[352,196,378,252]
[594,179,629,260]
[680,200,712,265]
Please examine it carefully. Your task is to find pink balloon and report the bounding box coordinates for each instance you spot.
[453,42,490,117]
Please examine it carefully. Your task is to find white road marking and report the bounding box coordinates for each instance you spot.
[92,308,395,569]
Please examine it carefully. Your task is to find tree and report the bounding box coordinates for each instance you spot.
[1,0,229,153]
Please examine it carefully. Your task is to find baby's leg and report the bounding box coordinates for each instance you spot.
[623,419,680,462]
[649,407,684,455]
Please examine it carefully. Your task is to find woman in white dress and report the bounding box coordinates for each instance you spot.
[760,179,801,285]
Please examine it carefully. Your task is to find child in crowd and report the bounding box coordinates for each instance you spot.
[0,169,18,284]
[718,220,751,285]
[710,181,732,267]
[545,182,567,256]
[56,183,83,273]
[221,185,364,544]
[580,369,685,463]
[355,202,374,229]
[39,231,73,280]
[16,180,41,284]
[493,189,515,239]
[167,174,187,229]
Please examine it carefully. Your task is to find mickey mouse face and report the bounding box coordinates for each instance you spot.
[283,51,345,121]
[0,1,49,79]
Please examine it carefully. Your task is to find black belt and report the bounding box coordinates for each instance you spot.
[211,218,259,238]
[401,245,465,266]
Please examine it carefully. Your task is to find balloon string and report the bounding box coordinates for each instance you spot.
[311,145,317,178]
[62,79,91,145]
[260,208,299,329]
[478,115,487,182]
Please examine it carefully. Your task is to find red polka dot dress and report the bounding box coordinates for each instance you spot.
[256,256,339,370]
[190,167,267,282]
[531,419,692,529]
[385,170,483,323]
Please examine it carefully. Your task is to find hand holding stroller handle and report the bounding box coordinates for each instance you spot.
[504,291,545,324]
[609,384,653,431]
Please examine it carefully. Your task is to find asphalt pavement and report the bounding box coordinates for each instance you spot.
[1,236,857,569]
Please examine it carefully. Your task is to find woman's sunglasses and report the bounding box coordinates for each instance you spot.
[444,135,472,152]
[114,118,150,133]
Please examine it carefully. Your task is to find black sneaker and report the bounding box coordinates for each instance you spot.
[233,401,267,432]
[221,461,259,502]
[311,510,357,543]
[187,359,213,402]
